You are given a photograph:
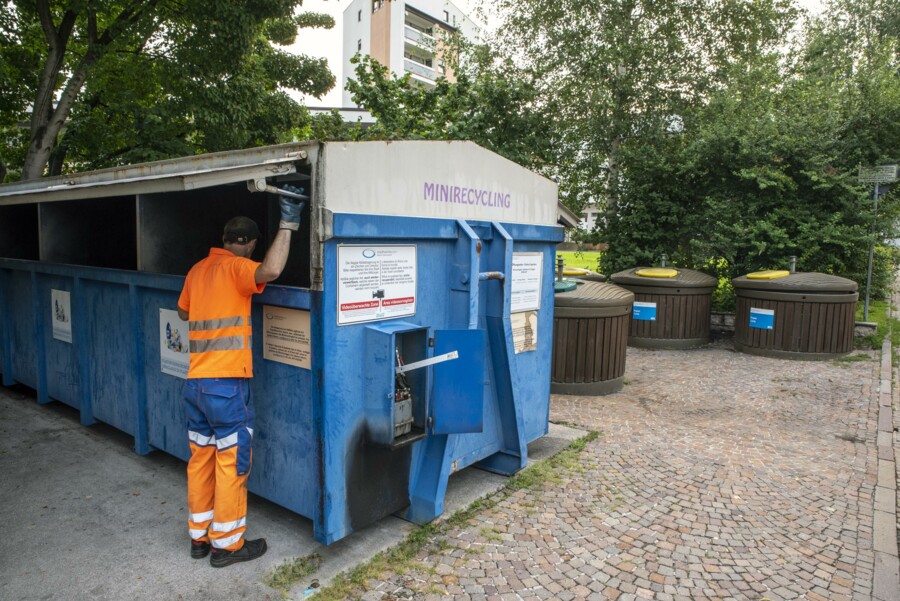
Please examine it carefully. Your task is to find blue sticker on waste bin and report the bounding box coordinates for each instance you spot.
[633,301,657,321]
[749,307,774,330]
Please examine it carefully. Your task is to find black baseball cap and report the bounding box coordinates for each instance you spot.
[223,216,261,244]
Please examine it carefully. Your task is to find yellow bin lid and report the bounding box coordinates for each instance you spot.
[635,267,678,278]
[563,267,590,276]
[746,270,790,280]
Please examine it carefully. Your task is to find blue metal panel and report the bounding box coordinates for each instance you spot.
[475,223,529,476]
[0,270,8,386]
[333,214,459,240]
[129,284,150,454]
[318,237,459,543]
[245,299,317,519]
[143,288,191,461]
[38,275,81,410]
[31,272,50,404]
[514,241,555,443]
[9,270,38,389]
[432,329,484,434]
[498,222,565,244]
[73,277,95,426]
[83,280,135,435]
[365,323,407,446]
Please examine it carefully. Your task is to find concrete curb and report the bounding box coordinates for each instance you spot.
[874,297,900,601]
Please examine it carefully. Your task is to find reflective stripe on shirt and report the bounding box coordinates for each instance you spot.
[190,336,245,353]
[189,316,244,331]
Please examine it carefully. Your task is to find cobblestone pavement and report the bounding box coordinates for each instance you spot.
[349,339,885,601]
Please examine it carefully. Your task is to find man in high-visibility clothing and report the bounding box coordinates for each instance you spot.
[177,185,303,567]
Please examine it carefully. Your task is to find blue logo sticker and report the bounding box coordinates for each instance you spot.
[362,249,376,258]
[633,301,657,321]
[749,307,775,330]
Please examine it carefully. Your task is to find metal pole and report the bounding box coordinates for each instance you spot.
[864,183,879,321]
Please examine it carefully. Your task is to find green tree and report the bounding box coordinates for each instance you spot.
[491,0,799,214]
[599,0,899,299]
[0,0,335,180]
[312,51,551,170]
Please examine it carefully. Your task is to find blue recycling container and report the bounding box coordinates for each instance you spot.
[0,141,564,544]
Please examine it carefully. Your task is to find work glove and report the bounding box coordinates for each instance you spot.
[278,185,305,231]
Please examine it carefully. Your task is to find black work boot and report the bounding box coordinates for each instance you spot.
[209,538,267,568]
[190,540,211,559]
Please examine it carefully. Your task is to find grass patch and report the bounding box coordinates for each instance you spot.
[832,353,872,366]
[833,353,873,364]
[479,527,502,542]
[264,552,322,599]
[855,298,900,365]
[556,251,602,271]
[308,430,600,601]
[856,299,889,347]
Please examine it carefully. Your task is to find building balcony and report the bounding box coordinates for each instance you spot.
[404,24,435,46]
[404,59,435,81]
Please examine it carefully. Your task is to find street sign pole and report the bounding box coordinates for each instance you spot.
[858,165,898,321]
[864,183,879,321]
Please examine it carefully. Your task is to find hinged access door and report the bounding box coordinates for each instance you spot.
[431,329,484,434]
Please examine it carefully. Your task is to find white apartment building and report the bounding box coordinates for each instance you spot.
[580,200,602,232]
[342,0,481,107]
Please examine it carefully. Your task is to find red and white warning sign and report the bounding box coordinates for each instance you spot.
[337,245,417,325]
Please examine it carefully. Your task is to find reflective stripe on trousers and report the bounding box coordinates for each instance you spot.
[183,377,254,551]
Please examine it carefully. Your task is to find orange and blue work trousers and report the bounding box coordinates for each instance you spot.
[183,377,254,551]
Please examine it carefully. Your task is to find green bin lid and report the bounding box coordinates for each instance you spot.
[554,279,578,293]
[610,267,717,289]
[553,281,634,308]
[732,271,858,293]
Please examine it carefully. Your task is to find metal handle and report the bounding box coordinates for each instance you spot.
[479,271,505,281]
[396,351,459,375]
[247,179,309,201]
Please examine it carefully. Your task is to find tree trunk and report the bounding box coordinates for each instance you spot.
[20,3,77,180]
[607,134,622,211]
[21,62,91,180]
[19,0,158,180]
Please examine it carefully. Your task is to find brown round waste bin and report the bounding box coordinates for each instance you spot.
[732,270,859,360]
[610,267,717,349]
[552,281,634,395]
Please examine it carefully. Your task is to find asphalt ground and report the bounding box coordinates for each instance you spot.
[0,382,581,601]
[2,331,898,600]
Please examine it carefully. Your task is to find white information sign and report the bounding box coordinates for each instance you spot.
[263,306,312,369]
[511,311,538,354]
[51,289,72,343]
[338,245,417,325]
[858,164,898,183]
[159,309,190,378]
[510,252,544,313]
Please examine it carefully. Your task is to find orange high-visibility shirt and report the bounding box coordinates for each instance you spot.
[178,248,265,378]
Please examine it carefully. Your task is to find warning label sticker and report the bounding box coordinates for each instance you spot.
[338,245,417,325]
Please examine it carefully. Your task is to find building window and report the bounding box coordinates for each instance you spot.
[438,62,446,76]
[358,9,362,21]
[443,10,449,22]
[357,39,362,52]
